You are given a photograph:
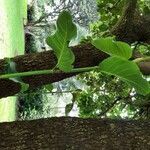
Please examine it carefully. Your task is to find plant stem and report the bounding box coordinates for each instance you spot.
[0,66,99,79]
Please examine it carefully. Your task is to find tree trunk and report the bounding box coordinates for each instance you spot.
[0,117,150,150]
[111,0,150,44]
[0,0,26,122]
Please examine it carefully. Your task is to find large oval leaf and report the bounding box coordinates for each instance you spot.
[92,37,132,59]
[46,11,77,72]
[99,57,150,95]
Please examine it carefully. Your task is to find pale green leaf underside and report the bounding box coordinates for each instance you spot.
[99,57,150,95]
[46,11,77,72]
[92,37,132,59]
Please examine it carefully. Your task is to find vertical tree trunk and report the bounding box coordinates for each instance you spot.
[0,0,26,122]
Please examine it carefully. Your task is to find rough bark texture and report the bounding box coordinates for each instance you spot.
[111,0,150,44]
[0,1,150,149]
[0,117,150,150]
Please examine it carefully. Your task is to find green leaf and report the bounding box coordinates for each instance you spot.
[92,37,132,59]
[46,11,77,72]
[44,84,53,92]
[65,103,74,116]
[99,57,150,95]
[20,82,29,92]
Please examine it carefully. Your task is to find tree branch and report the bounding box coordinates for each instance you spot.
[0,0,149,98]
[111,0,150,44]
[0,43,149,99]
[0,117,150,149]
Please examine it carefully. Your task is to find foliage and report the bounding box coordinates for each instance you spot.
[18,88,45,119]
[90,0,124,37]
[91,0,150,37]
[76,0,150,119]
[46,11,77,72]
[76,72,150,119]
[76,73,128,118]
[26,0,98,52]
[46,11,149,96]
[45,11,150,118]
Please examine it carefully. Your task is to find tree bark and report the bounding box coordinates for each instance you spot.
[0,117,150,150]
[111,0,150,44]
[0,43,150,98]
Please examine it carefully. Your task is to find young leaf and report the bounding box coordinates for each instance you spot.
[46,11,77,72]
[99,57,150,95]
[92,37,132,59]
